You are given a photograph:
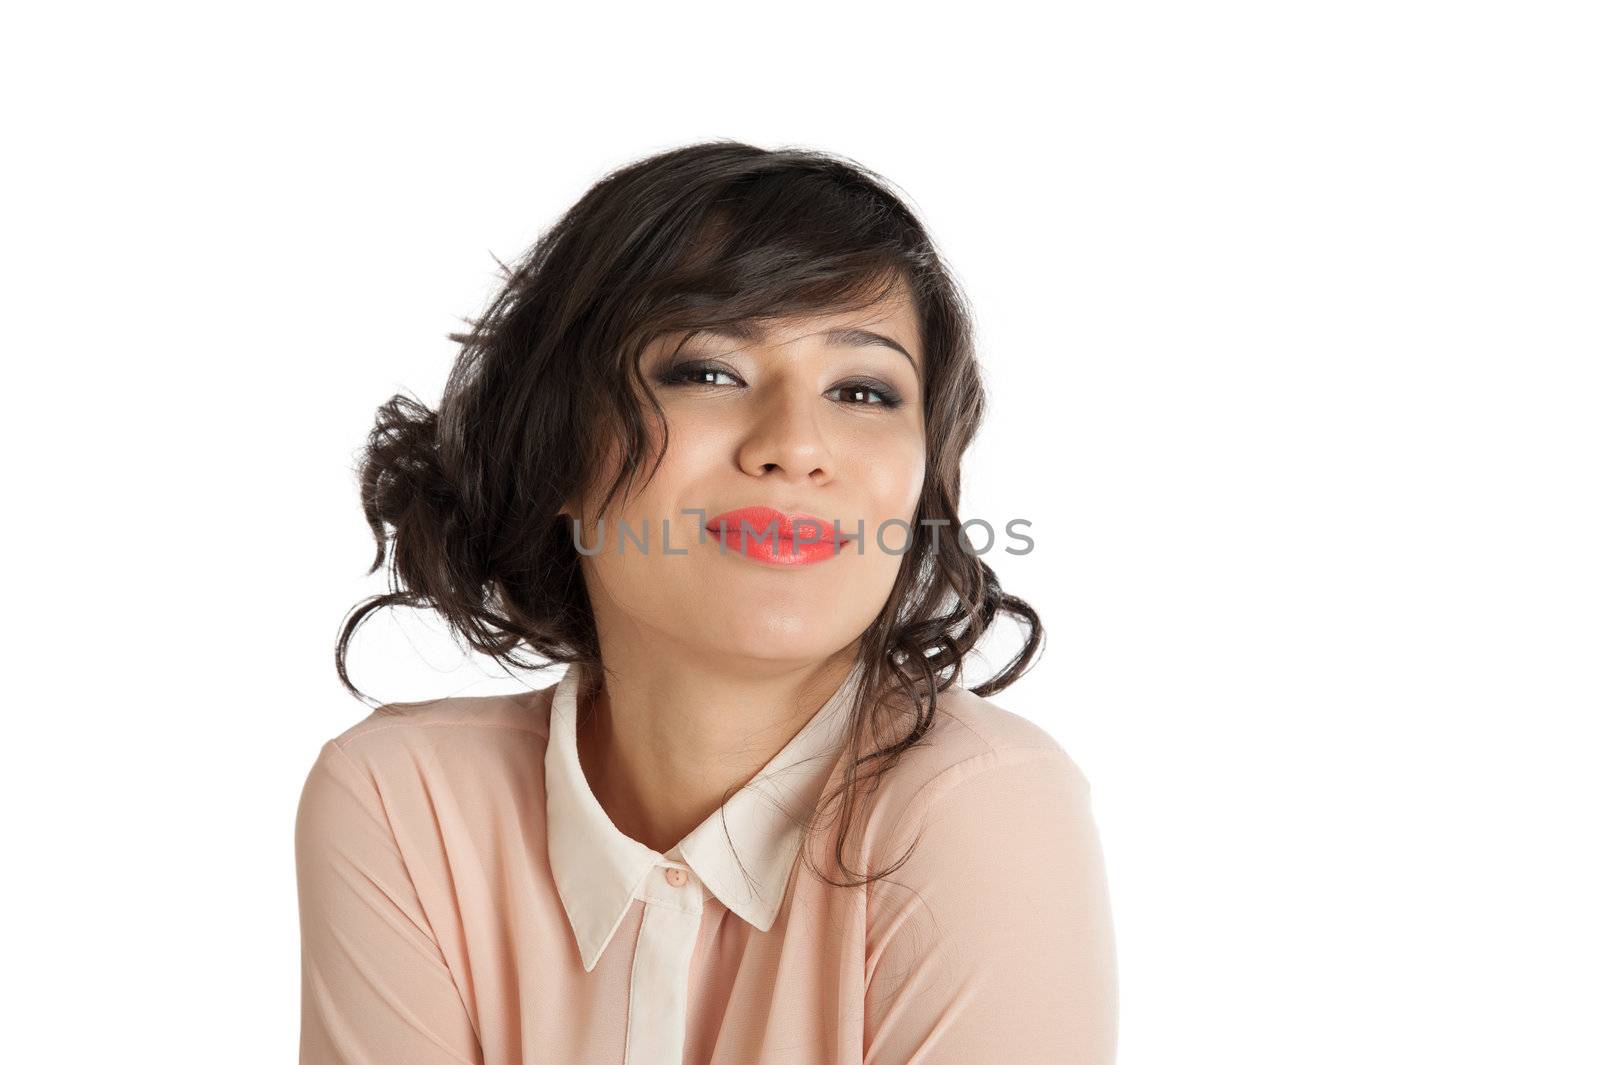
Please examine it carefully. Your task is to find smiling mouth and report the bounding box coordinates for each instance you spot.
[703,505,854,566]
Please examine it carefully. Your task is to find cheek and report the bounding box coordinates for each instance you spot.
[580,415,727,569]
[581,411,715,520]
[629,416,728,526]
[658,413,731,478]
[851,434,926,522]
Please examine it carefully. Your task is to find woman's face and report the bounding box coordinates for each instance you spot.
[568,287,926,669]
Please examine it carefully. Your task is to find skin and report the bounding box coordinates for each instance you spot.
[560,279,926,855]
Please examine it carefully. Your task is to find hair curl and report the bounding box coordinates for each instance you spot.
[337,140,1044,892]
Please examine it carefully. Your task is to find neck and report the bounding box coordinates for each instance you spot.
[572,638,861,856]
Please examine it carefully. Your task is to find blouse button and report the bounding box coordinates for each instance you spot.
[664,867,688,888]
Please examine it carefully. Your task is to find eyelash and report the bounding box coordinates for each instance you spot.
[655,361,905,410]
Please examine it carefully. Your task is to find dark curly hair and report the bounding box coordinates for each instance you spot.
[337,140,1044,891]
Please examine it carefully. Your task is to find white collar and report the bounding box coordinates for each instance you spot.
[544,658,865,972]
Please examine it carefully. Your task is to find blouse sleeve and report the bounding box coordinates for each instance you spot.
[863,748,1119,1065]
[295,739,483,1065]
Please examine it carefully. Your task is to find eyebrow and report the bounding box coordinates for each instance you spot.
[697,322,919,376]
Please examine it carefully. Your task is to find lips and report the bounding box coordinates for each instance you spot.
[704,505,852,566]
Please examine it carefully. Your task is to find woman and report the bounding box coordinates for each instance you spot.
[295,141,1118,1064]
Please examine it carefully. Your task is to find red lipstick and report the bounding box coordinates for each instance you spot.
[704,505,851,567]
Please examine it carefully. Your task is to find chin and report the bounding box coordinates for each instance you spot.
[692,608,850,666]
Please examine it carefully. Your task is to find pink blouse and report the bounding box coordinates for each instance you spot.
[295,662,1118,1064]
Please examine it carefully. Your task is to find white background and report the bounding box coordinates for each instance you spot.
[4,2,1595,1062]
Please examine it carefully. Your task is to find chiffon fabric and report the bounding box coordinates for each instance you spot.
[295,662,1118,1064]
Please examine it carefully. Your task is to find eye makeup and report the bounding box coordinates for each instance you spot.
[653,358,906,410]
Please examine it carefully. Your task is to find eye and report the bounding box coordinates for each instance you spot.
[656,361,744,388]
[828,379,904,410]
[655,361,905,411]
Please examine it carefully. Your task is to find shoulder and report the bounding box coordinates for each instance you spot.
[870,683,1092,824]
[858,684,1118,1062]
[856,681,1111,928]
[845,682,1099,890]
[317,684,553,771]
[297,685,556,834]
[296,684,561,896]
[334,684,554,745]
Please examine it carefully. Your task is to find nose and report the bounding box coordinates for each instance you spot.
[735,380,834,484]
